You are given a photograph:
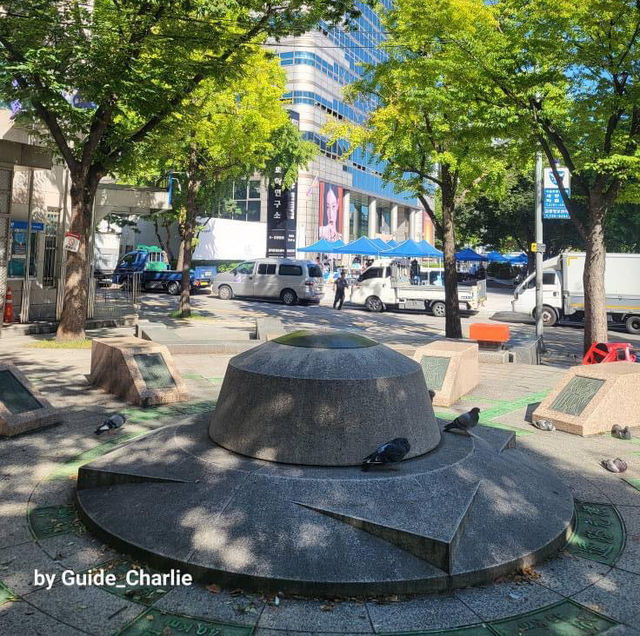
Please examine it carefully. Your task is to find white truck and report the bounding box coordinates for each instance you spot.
[348,262,487,314]
[511,252,640,334]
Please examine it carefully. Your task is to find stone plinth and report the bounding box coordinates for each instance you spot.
[76,420,574,596]
[0,363,60,437]
[209,330,441,466]
[89,337,188,406]
[532,361,640,436]
[413,340,479,407]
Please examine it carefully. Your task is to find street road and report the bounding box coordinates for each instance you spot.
[139,287,640,368]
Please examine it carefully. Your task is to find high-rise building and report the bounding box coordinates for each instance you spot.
[272,1,429,249]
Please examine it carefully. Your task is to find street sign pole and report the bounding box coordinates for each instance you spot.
[535,151,545,354]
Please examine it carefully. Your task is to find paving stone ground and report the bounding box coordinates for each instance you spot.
[1,321,639,635]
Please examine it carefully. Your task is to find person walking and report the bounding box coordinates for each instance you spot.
[333,269,349,310]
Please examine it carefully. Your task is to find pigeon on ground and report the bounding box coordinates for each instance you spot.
[361,438,411,471]
[601,458,628,473]
[444,408,480,435]
[611,424,632,440]
[532,419,556,431]
[95,413,126,435]
[428,390,436,401]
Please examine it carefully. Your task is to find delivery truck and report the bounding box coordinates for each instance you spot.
[349,261,486,314]
[112,245,207,295]
[511,252,640,333]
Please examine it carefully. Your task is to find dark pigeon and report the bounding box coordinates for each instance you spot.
[611,424,632,440]
[444,408,480,435]
[95,413,126,435]
[601,458,628,473]
[428,390,436,401]
[361,438,411,471]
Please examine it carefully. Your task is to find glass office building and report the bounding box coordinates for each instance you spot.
[272,1,430,249]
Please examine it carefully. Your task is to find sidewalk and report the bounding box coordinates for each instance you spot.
[0,329,639,635]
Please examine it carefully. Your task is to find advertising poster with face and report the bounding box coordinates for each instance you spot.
[318,182,343,241]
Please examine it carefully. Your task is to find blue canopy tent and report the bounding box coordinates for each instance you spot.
[297,238,335,253]
[485,250,508,263]
[332,236,386,256]
[386,239,399,248]
[371,237,389,251]
[455,248,486,262]
[417,240,443,258]
[329,239,345,250]
[383,239,436,258]
[508,253,529,265]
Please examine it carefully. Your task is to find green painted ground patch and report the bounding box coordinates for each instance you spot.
[489,599,618,635]
[0,581,16,605]
[118,608,251,636]
[47,432,149,480]
[28,504,85,539]
[567,501,626,566]
[624,477,640,492]
[95,559,173,605]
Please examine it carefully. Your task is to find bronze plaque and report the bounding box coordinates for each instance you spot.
[420,355,450,391]
[134,354,176,390]
[0,370,41,414]
[550,376,605,416]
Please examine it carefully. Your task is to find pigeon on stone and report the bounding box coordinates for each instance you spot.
[532,419,555,432]
[444,408,480,435]
[601,458,628,473]
[361,438,411,471]
[611,424,632,440]
[428,390,436,401]
[95,413,126,435]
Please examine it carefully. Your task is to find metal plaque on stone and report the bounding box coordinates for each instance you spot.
[550,376,605,416]
[419,355,450,391]
[133,354,176,390]
[0,369,42,414]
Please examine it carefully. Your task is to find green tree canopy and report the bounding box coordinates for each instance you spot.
[0,0,359,338]
[392,0,640,349]
[120,49,315,316]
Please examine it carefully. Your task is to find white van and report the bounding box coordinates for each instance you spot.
[214,258,324,305]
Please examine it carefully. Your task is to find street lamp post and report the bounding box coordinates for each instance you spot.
[534,151,545,356]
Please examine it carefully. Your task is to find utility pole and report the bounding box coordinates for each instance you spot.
[534,151,545,356]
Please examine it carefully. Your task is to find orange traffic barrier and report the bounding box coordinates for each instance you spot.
[469,323,510,344]
[3,287,14,323]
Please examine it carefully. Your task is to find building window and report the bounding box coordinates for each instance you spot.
[214,179,262,222]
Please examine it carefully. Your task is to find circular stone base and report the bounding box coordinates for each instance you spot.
[208,331,441,466]
[75,421,574,596]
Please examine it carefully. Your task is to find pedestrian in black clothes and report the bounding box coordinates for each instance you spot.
[333,270,349,310]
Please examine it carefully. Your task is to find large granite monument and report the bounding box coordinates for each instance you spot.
[76,330,574,596]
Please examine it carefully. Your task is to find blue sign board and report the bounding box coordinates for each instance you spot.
[10,220,45,231]
[543,167,570,219]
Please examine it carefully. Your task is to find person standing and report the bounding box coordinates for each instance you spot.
[333,269,349,310]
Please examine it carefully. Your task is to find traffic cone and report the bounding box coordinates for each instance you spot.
[3,287,14,323]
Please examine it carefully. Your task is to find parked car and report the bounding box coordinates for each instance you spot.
[214,258,324,305]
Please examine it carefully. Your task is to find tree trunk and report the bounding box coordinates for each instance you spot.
[56,173,100,341]
[441,166,462,339]
[175,240,185,272]
[582,195,609,352]
[179,142,200,318]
